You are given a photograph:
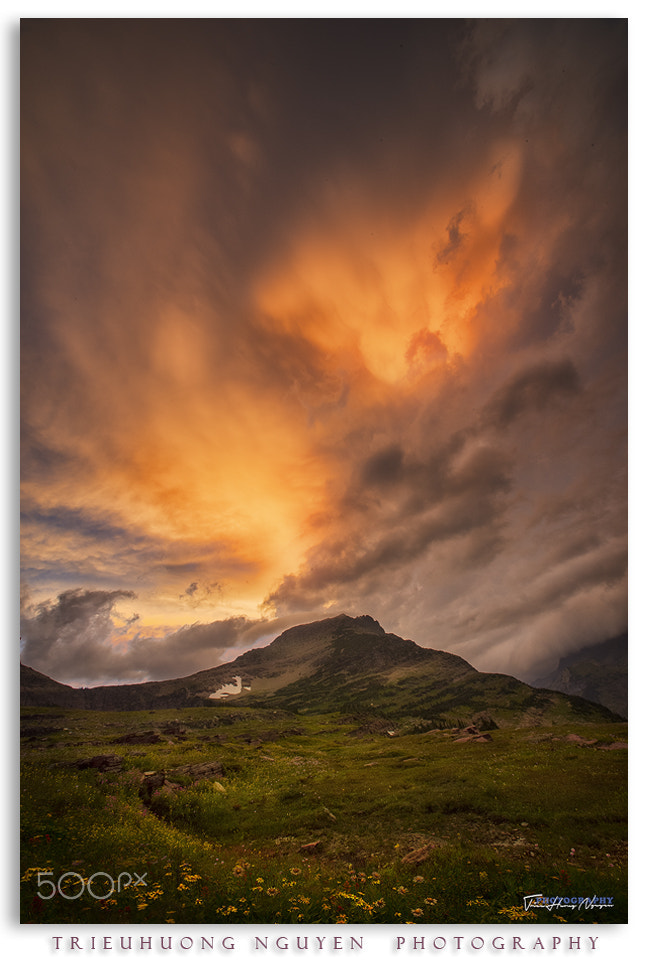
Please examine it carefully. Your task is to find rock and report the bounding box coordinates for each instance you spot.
[471,713,499,731]
[564,733,597,746]
[111,731,162,745]
[300,840,321,852]
[138,771,166,803]
[169,761,225,781]
[161,721,186,736]
[401,842,437,865]
[138,771,185,812]
[75,754,124,772]
[453,730,493,744]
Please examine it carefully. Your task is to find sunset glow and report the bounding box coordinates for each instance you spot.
[20,19,627,686]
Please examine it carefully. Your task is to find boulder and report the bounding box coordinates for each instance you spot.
[169,761,225,781]
[138,771,166,803]
[75,754,124,772]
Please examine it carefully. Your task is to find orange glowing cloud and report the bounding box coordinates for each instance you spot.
[254,140,524,389]
[21,122,530,632]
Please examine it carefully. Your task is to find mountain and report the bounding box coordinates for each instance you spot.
[20,663,84,709]
[20,613,624,726]
[530,633,627,719]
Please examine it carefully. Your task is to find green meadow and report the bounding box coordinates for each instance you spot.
[20,706,627,925]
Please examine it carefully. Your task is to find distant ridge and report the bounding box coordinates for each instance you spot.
[21,613,624,726]
[530,634,627,719]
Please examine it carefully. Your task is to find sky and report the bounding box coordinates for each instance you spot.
[19,17,628,687]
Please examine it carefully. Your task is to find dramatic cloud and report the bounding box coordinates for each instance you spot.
[19,588,265,685]
[20,20,626,685]
[482,359,581,430]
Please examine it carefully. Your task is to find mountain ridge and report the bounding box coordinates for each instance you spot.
[20,613,624,725]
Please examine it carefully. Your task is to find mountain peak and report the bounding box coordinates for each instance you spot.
[267,613,385,651]
[335,613,385,634]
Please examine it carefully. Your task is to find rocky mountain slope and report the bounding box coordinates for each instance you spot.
[20,614,624,726]
[530,633,627,718]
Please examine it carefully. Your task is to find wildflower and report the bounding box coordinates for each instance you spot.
[424,897,437,906]
[412,908,424,917]
[290,867,302,876]
[266,887,280,897]
[396,885,408,895]
[498,906,537,921]
[413,876,424,884]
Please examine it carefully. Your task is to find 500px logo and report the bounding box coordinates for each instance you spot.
[523,893,614,912]
[26,870,148,900]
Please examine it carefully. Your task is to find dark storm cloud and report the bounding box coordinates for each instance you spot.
[482,358,582,429]
[19,588,260,685]
[20,589,136,681]
[21,505,135,545]
[361,445,405,488]
[266,433,514,612]
[458,538,627,643]
[461,18,627,364]
[20,433,76,484]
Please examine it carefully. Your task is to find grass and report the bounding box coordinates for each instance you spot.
[20,705,627,924]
